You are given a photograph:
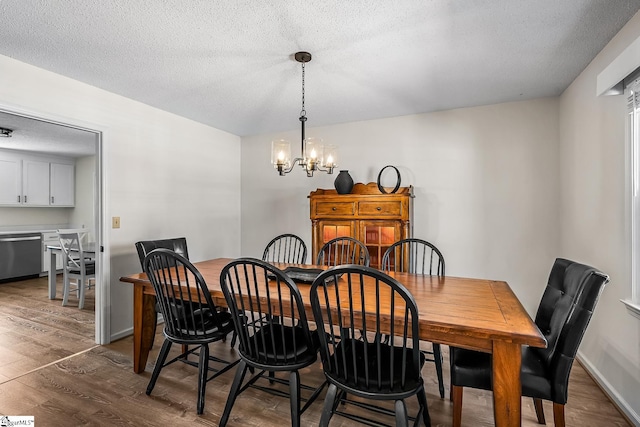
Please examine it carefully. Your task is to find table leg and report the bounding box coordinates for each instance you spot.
[133,284,158,373]
[48,249,57,299]
[492,340,522,427]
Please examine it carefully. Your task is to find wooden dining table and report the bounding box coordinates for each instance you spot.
[120,258,546,427]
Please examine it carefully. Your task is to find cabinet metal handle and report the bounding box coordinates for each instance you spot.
[24,195,27,203]
[17,195,20,203]
[332,207,337,211]
[0,236,41,242]
[376,206,382,211]
[51,196,54,204]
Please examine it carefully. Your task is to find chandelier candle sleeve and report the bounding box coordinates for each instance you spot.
[304,137,323,171]
[271,139,291,173]
[324,145,337,168]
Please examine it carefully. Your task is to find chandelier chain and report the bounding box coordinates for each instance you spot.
[300,62,306,117]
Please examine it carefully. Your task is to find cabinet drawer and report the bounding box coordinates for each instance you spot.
[42,231,59,242]
[358,201,402,216]
[315,202,356,216]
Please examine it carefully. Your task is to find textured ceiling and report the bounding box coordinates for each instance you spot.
[0,0,639,143]
[0,112,97,157]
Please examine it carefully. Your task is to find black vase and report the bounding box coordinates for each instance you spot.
[334,170,354,194]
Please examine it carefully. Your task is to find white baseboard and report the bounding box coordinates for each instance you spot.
[110,326,133,342]
[109,315,164,343]
[577,351,640,426]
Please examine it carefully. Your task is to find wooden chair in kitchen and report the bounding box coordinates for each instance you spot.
[381,238,446,398]
[262,233,307,264]
[57,228,95,309]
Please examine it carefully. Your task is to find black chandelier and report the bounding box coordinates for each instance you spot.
[271,52,337,177]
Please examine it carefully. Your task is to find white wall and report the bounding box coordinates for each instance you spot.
[0,54,242,340]
[0,206,70,227]
[241,97,561,315]
[560,11,640,422]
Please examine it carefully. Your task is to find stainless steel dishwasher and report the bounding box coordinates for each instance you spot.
[0,233,42,281]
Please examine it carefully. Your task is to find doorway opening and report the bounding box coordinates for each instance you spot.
[0,104,108,344]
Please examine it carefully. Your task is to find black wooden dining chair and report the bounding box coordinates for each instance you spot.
[382,238,446,398]
[382,238,445,276]
[450,258,609,427]
[219,258,325,427]
[310,265,431,427]
[316,236,370,267]
[143,249,238,415]
[262,233,307,264]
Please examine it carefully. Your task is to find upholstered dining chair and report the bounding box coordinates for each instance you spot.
[310,265,431,427]
[135,237,189,266]
[316,236,370,267]
[450,258,609,427]
[135,237,193,344]
[143,249,238,415]
[57,228,95,309]
[262,233,307,264]
[219,258,325,427]
[382,238,446,398]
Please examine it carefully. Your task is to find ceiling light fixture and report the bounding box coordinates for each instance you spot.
[0,127,13,137]
[271,52,337,177]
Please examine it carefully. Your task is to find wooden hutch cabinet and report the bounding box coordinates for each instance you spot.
[309,182,414,268]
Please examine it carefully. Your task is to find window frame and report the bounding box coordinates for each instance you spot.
[624,80,640,319]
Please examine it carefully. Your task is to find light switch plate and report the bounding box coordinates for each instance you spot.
[112,216,120,229]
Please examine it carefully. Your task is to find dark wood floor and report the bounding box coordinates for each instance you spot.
[0,276,630,426]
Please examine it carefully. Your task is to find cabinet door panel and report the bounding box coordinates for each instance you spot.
[313,220,356,262]
[322,222,354,242]
[42,233,64,273]
[0,158,21,205]
[23,160,50,206]
[50,163,75,206]
[359,221,402,269]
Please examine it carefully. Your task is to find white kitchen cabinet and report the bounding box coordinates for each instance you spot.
[23,160,50,206]
[0,151,75,207]
[0,157,21,205]
[50,163,75,206]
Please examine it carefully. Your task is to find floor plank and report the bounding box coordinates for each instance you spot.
[0,276,630,426]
